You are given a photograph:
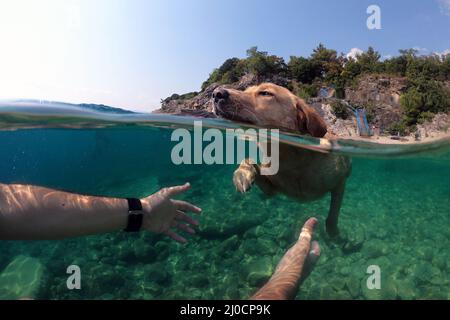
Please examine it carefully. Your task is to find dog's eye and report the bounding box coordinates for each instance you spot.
[259,91,273,97]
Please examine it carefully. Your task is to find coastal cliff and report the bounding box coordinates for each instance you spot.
[155,46,450,143]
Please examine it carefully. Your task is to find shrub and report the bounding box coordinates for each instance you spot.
[330,100,349,119]
[400,78,449,125]
[293,83,319,99]
[388,122,408,136]
[162,91,198,104]
[363,102,376,123]
[417,111,435,124]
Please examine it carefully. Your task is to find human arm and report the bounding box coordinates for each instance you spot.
[0,182,201,241]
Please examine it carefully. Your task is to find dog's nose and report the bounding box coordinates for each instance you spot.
[213,88,229,102]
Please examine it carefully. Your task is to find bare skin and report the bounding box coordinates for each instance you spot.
[0,182,201,242]
[0,181,319,300]
[251,217,320,300]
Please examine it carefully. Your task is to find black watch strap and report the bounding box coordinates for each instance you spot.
[125,198,143,232]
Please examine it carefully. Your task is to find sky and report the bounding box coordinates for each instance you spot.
[0,0,449,112]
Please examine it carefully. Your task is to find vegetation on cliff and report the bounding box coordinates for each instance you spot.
[164,45,450,133]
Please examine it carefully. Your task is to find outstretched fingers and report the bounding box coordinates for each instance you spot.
[165,182,191,197]
[164,229,187,244]
[176,210,199,226]
[175,222,196,235]
[172,199,202,214]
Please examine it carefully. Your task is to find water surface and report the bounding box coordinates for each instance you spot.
[0,102,449,300]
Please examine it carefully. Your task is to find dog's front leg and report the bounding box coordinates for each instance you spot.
[233,159,258,193]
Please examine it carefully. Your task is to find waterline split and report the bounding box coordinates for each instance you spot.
[170,121,280,175]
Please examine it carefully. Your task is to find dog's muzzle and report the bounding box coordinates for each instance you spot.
[212,88,230,116]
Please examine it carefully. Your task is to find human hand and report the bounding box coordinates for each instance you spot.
[141,183,202,243]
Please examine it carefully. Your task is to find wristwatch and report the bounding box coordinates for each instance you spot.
[125,198,143,232]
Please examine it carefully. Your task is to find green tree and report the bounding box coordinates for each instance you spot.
[406,56,442,80]
[201,57,243,90]
[244,46,287,77]
[357,47,382,73]
[383,55,408,76]
[287,56,318,83]
[310,43,340,79]
[441,54,450,80]
[342,57,362,81]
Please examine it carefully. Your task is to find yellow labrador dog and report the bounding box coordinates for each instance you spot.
[212,83,351,237]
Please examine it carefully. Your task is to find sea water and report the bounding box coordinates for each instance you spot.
[0,101,449,300]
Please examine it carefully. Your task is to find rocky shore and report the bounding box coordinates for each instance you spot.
[155,73,450,144]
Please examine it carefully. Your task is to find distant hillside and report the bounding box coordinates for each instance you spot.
[13,99,135,114]
[77,103,135,114]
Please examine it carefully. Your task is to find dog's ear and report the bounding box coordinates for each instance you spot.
[295,97,327,138]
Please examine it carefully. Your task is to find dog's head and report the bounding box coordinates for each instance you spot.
[212,83,327,137]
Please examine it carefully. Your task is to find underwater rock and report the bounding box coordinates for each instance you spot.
[243,226,258,239]
[240,238,278,257]
[135,278,162,299]
[276,227,294,243]
[431,255,447,270]
[329,277,346,291]
[0,255,44,299]
[339,266,352,276]
[224,284,240,300]
[333,290,353,300]
[215,275,239,299]
[411,262,440,285]
[419,246,435,261]
[420,286,447,300]
[154,241,171,260]
[362,239,389,259]
[245,256,274,287]
[341,225,366,254]
[96,271,126,288]
[238,288,253,300]
[144,263,170,285]
[117,245,137,263]
[239,240,259,256]
[345,277,361,298]
[218,235,240,252]
[240,238,278,256]
[198,215,263,239]
[360,276,397,300]
[395,279,416,300]
[189,274,210,288]
[133,241,158,263]
[258,239,278,256]
[318,285,338,299]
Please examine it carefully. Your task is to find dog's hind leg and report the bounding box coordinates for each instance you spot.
[326,180,346,238]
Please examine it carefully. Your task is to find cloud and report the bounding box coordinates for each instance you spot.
[433,49,450,58]
[412,46,429,55]
[438,0,450,16]
[346,48,363,60]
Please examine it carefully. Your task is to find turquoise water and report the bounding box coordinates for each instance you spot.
[0,102,449,300]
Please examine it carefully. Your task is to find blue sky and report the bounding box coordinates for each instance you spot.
[0,0,449,112]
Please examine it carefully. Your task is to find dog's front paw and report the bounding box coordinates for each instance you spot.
[233,167,256,193]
